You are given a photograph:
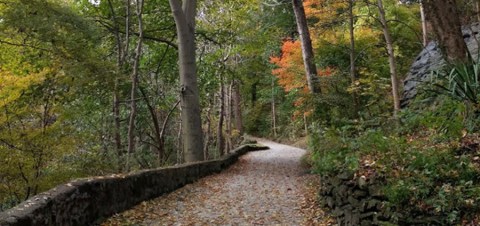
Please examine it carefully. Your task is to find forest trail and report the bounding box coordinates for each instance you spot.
[102,139,331,225]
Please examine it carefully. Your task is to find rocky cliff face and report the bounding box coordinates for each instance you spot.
[401,23,480,107]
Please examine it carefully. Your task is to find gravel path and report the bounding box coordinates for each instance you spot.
[102,139,330,225]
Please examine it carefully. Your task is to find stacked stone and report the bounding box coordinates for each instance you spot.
[319,172,392,226]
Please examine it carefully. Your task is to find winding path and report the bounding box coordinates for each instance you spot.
[102,140,329,225]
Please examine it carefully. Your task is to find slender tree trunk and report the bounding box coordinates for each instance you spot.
[158,100,180,164]
[420,2,428,47]
[292,0,321,94]
[232,80,243,134]
[377,0,400,117]
[226,82,233,152]
[139,87,164,165]
[423,0,469,63]
[204,102,212,160]
[123,0,130,63]
[107,0,124,170]
[217,74,225,156]
[271,76,277,137]
[349,0,359,117]
[303,112,308,136]
[251,81,258,105]
[169,0,204,162]
[126,0,144,172]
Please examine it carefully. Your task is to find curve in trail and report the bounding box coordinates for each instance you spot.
[102,140,328,225]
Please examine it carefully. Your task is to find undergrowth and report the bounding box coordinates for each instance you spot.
[310,61,480,224]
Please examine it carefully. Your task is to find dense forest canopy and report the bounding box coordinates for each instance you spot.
[1,0,480,224]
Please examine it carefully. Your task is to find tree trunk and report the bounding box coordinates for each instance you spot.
[169,0,204,162]
[204,101,212,160]
[271,76,277,137]
[292,0,321,94]
[107,0,124,170]
[377,0,401,117]
[126,0,144,172]
[349,0,359,117]
[217,74,225,156]
[423,0,469,63]
[232,80,243,134]
[420,2,428,47]
[139,87,164,165]
[251,81,258,105]
[477,0,480,22]
[226,81,233,152]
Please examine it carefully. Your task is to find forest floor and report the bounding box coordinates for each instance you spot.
[101,139,334,225]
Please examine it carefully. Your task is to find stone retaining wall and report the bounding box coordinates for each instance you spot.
[320,172,446,225]
[0,144,268,226]
[319,172,392,226]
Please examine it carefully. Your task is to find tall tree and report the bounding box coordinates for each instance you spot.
[292,0,321,94]
[169,0,204,162]
[126,0,144,171]
[348,0,359,116]
[377,0,401,117]
[422,0,469,63]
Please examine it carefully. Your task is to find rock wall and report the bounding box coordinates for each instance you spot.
[319,172,392,226]
[0,144,268,226]
[401,23,480,107]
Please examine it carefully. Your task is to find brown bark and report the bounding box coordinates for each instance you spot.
[232,80,243,134]
[204,102,212,160]
[349,0,359,117]
[226,82,233,152]
[292,0,321,94]
[217,75,225,156]
[377,0,400,117]
[169,0,204,162]
[107,0,123,168]
[126,0,144,172]
[423,0,469,63]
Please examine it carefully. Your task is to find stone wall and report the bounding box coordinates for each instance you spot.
[320,171,449,225]
[401,23,480,107]
[319,172,392,226]
[0,144,268,226]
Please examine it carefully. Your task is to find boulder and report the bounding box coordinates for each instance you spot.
[401,23,480,107]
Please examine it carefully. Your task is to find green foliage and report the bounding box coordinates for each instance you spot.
[432,60,480,106]
[310,84,480,223]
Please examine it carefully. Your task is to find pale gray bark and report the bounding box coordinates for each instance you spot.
[420,2,428,47]
[292,0,321,94]
[377,0,401,117]
[169,0,204,162]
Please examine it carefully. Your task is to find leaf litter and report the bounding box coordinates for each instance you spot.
[101,140,334,226]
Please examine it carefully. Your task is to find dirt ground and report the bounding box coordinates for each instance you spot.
[101,139,333,226]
